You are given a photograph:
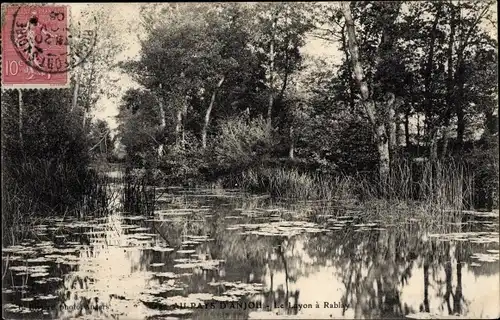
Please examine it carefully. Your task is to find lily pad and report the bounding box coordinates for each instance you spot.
[150,263,165,267]
[176,249,196,254]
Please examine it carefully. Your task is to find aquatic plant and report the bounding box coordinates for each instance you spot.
[2,159,113,246]
[121,167,157,215]
[234,158,478,217]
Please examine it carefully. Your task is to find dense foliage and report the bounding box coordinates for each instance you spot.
[1,5,120,244]
[116,2,497,208]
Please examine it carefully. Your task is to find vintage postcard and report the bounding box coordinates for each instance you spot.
[1,2,499,320]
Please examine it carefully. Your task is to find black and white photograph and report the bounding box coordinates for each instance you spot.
[1,2,499,319]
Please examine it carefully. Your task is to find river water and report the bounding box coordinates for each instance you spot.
[2,184,499,319]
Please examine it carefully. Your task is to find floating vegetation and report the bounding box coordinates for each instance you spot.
[142,283,185,295]
[428,232,499,244]
[37,294,58,300]
[150,263,165,267]
[463,210,499,218]
[182,240,200,245]
[33,277,63,284]
[156,209,193,217]
[2,255,23,261]
[20,297,35,302]
[212,295,240,302]
[140,294,203,307]
[3,303,37,314]
[43,247,80,254]
[470,252,499,263]
[2,187,498,320]
[208,281,264,296]
[122,215,147,220]
[29,272,50,278]
[176,249,196,254]
[150,246,175,252]
[188,293,215,301]
[186,235,213,242]
[353,223,378,227]
[154,272,179,279]
[173,259,224,270]
[406,312,471,319]
[128,233,157,240]
[231,221,328,237]
[10,265,50,273]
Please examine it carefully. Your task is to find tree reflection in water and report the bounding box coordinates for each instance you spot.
[2,191,498,319]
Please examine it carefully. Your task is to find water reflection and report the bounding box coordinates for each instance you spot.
[2,188,499,319]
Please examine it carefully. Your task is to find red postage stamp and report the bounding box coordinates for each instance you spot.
[2,5,70,89]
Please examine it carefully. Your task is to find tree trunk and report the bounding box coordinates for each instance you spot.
[442,9,456,159]
[453,260,463,314]
[289,125,294,159]
[387,95,397,157]
[175,109,182,147]
[82,109,87,129]
[441,123,452,159]
[202,76,225,149]
[71,71,81,112]
[404,111,410,148]
[484,109,498,136]
[341,2,390,182]
[444,245,453,315]
[267,12,277,130]
[181,101,187,149]
[429,128,439,162]
[341,24,357,111]
[423,4,441,153]
[456,92,465,149]
[423,261,430,312]
[158,99,166,157]
[17,89,23,145]
[396,113,405,147]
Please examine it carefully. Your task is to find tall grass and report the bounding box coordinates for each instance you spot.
[238,167,354,201]
[237,158,476,214]
[384,158,474,211]
[2,158,112,246]
[120,168,157,215]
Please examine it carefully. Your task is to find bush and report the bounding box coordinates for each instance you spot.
[207,115,273,178]
[158,132,205,185]
[1,90,105,245]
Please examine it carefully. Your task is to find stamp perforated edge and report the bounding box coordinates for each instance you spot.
[1,4,72,90]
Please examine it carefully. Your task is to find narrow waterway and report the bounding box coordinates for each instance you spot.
[2,182,499,319]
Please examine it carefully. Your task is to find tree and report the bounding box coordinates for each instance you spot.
[340,2,402,182]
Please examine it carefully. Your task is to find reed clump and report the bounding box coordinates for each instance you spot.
[236,158,478,215]
[121,168,157,215]
[2,158,112,246]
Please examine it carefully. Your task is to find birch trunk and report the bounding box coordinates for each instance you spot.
[387,97,397,156]
[404,111,410,148]
[158,99,166,157]
[442,9,456,159]
[181,101,187,149]
[289,126,294,159]
[341,2,390,181]
[202,76,225,149]
[429,128,439,162]
[18,89,23,146]
[82,109,87,129]
[267,12,277,130]
[71,71,81,112]
[175,109,182,147]
[396,114,405,147]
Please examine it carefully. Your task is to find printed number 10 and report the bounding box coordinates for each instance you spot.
[5,61,21,76]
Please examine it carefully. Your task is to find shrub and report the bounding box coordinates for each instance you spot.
[208,115,273,178]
